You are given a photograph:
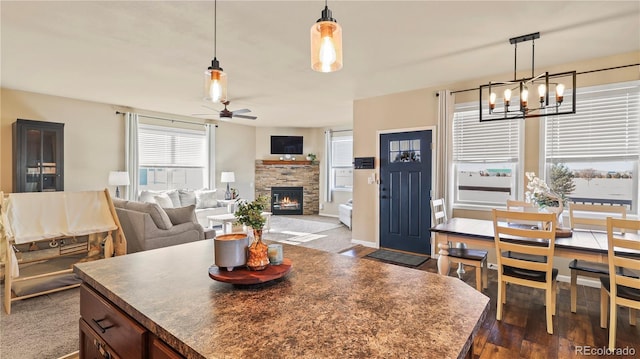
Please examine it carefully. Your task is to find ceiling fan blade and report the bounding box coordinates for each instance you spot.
[234,114,257,120]
[231,108,251,115]
[191,113,219,117]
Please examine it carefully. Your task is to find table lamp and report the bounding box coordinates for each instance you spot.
[108,171,130,198]
[220,172,235,200]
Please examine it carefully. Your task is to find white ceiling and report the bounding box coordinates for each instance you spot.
[2,1,639,128]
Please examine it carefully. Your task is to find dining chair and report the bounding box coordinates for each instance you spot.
[505,199,541,228]
[599,217,640,350]
[506,199,535,211]
[492,209,558,334]
[431,198,488,291]
[568,203,627,313]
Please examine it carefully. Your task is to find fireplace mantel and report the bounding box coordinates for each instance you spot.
[259,160,314,166]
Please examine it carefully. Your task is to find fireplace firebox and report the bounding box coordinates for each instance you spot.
[271,187,303,215]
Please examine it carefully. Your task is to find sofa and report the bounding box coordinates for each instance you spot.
[112,198,205,253]
[138,189,229,228]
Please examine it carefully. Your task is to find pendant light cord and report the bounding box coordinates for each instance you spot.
[213,0,217,58]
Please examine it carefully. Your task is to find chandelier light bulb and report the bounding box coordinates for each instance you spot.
[209,78,223,103]
[319,26,337,72]
[504,89,512,106]
[538,84,546,103]
[521,88,529,108]
[489,92,497,110]
[556,83,565,103]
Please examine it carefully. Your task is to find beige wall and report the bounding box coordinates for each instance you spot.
[352,51,640,248]
[1,89,124,193]
[215,121,256,200]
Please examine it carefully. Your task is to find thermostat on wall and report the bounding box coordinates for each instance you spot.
[354,157,375,169]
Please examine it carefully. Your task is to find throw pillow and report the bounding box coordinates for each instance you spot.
[164,205,197,225]
[165,190,181,207]
[195,189,218,209]
[139,189,163,203]
[178,189,197,206]
[154,193,174,209]
[125,201,173,230]
[139,189,181,207]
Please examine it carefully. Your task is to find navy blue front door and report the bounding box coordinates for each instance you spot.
[379,130,432,254]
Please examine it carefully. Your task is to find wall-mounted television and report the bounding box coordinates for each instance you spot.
[271,135,303,155]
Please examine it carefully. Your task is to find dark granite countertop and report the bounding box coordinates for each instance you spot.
[74,240,489,359]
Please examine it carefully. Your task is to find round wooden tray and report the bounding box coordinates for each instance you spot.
[208,258,293,285]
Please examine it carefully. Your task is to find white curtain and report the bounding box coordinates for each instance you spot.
[124,112,139,201]
[436,90,455,218]
[324,130,332,202]
[205,124,216,189]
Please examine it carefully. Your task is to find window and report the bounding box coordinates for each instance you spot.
[544,81,639,213]
[138,124,207,191]
[331,135,353,191]
[389,139,421,163]
[452,101,523,207]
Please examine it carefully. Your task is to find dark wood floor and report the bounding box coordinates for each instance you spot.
[340,246,639,359]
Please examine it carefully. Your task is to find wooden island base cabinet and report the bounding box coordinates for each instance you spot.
[79,284,183,359]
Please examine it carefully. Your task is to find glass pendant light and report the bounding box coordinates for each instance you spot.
[204,0,228,103]
[310,0,343,73]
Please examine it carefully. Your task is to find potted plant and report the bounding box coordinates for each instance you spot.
[306,153,317,163]
[234,195,269,270]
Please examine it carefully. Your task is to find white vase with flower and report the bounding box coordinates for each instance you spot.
[525,172,566,230]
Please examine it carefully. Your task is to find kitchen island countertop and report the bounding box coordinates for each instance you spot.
[74,239,489,358]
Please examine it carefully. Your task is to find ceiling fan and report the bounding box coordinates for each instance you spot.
[192,101,257,120]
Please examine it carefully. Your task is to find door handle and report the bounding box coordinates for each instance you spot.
[94,339,112,359]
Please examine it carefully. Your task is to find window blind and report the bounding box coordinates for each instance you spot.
[332,136,353,167]
[546,81,640,160]
[453,102,520,162]
[139,124,206,167]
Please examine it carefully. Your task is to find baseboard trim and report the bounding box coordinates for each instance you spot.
[558,274,601,288]
[318,213,338,218]
[351,238,378,249]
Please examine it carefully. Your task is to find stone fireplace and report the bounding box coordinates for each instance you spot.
[255,160,319,215]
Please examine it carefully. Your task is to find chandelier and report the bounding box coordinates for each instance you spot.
[479,32,576,122]
[310,0,343,73]
[204,0,227,104]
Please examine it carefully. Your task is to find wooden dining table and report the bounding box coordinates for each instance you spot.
[431,217,640,276]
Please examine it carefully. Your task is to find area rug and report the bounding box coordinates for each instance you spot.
[271,231,327,245]
[268,216,342,234]
[365,249,429,267]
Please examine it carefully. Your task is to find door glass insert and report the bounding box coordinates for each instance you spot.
[390,139,421,163]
